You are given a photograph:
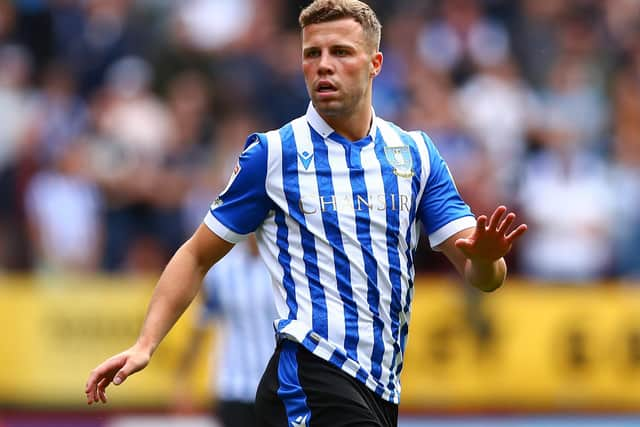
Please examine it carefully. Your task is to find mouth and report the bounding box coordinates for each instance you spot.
[315,80,338,95]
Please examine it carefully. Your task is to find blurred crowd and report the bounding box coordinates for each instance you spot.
[0,0,638,281]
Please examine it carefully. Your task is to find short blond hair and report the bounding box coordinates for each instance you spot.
[299,0,382,51]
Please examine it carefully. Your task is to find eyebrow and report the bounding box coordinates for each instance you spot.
[302,43,356,53]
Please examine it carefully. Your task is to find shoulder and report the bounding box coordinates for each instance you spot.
[250,114,308,149]
[376,118,433,145]
[375,117,437,159]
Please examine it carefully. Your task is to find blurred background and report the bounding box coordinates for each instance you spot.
[1,0,640,425]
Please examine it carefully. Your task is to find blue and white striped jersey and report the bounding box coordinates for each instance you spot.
[199,241,277,402]
[204,103,475,403]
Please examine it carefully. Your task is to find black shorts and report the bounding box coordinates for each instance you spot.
[255,340,398,427]
[215,400,257,427]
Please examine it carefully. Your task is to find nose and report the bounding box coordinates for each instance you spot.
[317,51,334,75]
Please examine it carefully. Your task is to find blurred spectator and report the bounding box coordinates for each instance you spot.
[27,60,88,167]
[0,44,34,175]
[0,44,36,270]
[511,1,565,88]
[603,0,640,54]
[24,141,103,273]
[170,0,256,53]
[163,69,217,237]
[87,55,179,272]
[533,56,609,154]
[254,31,309,128]
[609,37,640,278]
[416,0,510,85]
[516,140,616,282]
[454,55,535,196]
[55,0,145,97]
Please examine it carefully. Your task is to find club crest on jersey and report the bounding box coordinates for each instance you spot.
[384,145,414,178]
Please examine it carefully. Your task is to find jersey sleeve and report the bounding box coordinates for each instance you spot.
[417,132,476,250]
[204,133,273,243]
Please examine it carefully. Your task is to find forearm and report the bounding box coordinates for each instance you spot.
[135,241,213,356]
[464,257,507,292]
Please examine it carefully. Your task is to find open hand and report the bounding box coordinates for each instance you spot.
[455,205,527,263]
[85,347,150,405]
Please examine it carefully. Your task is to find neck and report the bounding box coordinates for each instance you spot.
[319,96,373,142]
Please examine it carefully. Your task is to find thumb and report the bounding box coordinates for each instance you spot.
[113,370,127,386]
[113,359,140,385]
[455,238,473,258]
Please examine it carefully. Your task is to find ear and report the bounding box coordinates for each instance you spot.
[370,51,383,78]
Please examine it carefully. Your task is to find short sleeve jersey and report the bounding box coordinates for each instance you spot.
[204,103,475,404]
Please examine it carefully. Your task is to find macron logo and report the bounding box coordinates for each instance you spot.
[298,151,313,170]
[291,414,308,427]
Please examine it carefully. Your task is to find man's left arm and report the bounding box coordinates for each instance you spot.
[437,206,527,292]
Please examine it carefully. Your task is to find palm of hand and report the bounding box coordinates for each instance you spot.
[455,206,527,263]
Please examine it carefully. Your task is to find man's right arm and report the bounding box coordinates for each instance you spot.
[85,224,233,405]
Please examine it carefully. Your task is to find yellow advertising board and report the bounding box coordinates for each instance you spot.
[1,274,640,411]
[0,275,213,409]
[401,277,640,411]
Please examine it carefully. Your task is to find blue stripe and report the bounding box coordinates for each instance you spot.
[373,130,404,398]
[328,348,348,369]
[345,144,385,381]
[310,127,360,360]
[277,341,311,427]
[280,125,328,338]
[275,206,297,320]
[355,367,369,384]
[278,319,293,330]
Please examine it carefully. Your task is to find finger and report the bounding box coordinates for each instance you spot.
[98,386,108,404]
[506,224,528,242]
[487,206,507,230]
[476,215,488,233]
[86,378,98,404]
[86,355,126,404]
[86,356,125,392]
[97,378,110,403]
[497,213,516,235]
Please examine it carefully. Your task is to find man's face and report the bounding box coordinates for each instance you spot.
[302,18,381,118]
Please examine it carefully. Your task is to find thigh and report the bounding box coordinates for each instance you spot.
[255,347,289,427]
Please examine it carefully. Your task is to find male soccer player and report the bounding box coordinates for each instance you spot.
[85,1,527,426]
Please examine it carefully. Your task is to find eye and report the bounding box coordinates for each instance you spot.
[334,48,349,57]
[304,49,320,59]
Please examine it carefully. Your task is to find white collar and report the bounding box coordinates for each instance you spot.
[305,102,378,141]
